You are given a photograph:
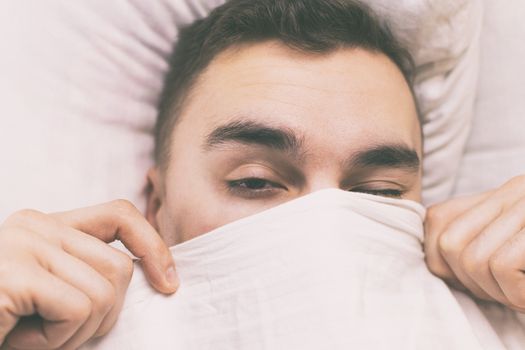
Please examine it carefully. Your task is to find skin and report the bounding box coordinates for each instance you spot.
[1,41,525,349]
[146,42,423,245]
[425,176,525,312]
[0,202,177,350]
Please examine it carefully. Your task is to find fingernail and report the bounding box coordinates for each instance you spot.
[165,265,180,289]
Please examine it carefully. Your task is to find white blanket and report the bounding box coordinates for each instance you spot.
[82,190,525,349]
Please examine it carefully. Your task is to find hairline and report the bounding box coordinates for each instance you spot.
[157,41,419,173]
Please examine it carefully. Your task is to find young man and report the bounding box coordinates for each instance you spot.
[2,0,525,349]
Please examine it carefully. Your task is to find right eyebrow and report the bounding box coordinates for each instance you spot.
[203,119,304,154]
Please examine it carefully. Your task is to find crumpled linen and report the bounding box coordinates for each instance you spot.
[82,189,524,349]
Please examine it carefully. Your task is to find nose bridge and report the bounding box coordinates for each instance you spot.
[303,169,342,194]
[299,136,349,195]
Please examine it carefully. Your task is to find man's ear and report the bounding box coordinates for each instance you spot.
[145,167,163,232]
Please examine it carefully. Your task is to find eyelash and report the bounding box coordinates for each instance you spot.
[351,188,404,198]
[227,177,286,198]
[227,177,405,199]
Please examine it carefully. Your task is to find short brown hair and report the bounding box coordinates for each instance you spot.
[155,0,415,167]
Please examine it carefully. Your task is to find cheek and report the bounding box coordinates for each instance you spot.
[177,201,226,241]
[159,186,224,244]
[158,176,229,243]
[165,191,281,244]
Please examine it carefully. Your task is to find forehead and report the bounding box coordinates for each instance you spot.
[174,41,421,155]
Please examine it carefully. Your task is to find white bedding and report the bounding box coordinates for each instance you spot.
[82,190,525,349]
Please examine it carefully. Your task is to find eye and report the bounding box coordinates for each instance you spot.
[232,178,273,190]
[227,177,287,199]
[350,188,404,198]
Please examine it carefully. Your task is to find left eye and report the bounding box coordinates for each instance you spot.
[351,188,404,198]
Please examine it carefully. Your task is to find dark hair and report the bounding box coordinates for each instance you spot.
[155,0,415,167]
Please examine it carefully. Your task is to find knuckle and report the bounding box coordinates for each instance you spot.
[0,262,12,284]
[438,233,460,256]
[459,254,479,275]
[426,260,451,279]
[105,252,134,282]
[111,199,138,216]
[0,227,25,247]
[0,258,30,290]
[488,254,507,274]
[68,297,93,323]
[459,247,484,276]
[3,209,43,227]
[425,205,449,225]
[425,203,450,230]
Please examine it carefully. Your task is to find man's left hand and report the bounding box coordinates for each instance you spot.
[425,175,525,312]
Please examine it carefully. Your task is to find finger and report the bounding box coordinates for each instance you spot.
[5,210,135,340]
[488,227,525,311]
[55,240,133,341]
[8,241,114,350]
[435,188,525,299]
[424,192,490,284]
[39,244,117,350]
[8,210,135,290]
[0,291,19,345]
[439,224,496,298]
[54,241,132,346]
[438,180,525,299]
[4,267,91,350]
[460,196,525,303]
[48,235,133,339]
[51,199,178,294]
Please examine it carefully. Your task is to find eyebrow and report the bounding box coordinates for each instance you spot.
[204,119,420,172]
[349,144,420,172]
[204,120,303,153]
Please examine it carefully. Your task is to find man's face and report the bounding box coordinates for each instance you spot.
[147,41,422,246]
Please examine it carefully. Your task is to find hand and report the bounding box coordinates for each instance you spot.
[425,175,525,311]
[0,200,178,350]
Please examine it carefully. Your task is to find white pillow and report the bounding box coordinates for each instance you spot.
[370,0,483,205]
[0,0,481,221]
[0,0,221,220]
[453,0,525,197]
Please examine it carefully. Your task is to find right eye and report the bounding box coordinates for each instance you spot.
[227,177,287,199]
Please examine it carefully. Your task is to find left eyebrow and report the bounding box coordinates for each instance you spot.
[348,144,420,172]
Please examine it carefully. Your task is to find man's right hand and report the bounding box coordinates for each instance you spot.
[0,200,178,350]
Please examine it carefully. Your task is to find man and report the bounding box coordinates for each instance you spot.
[1,0,525,349]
